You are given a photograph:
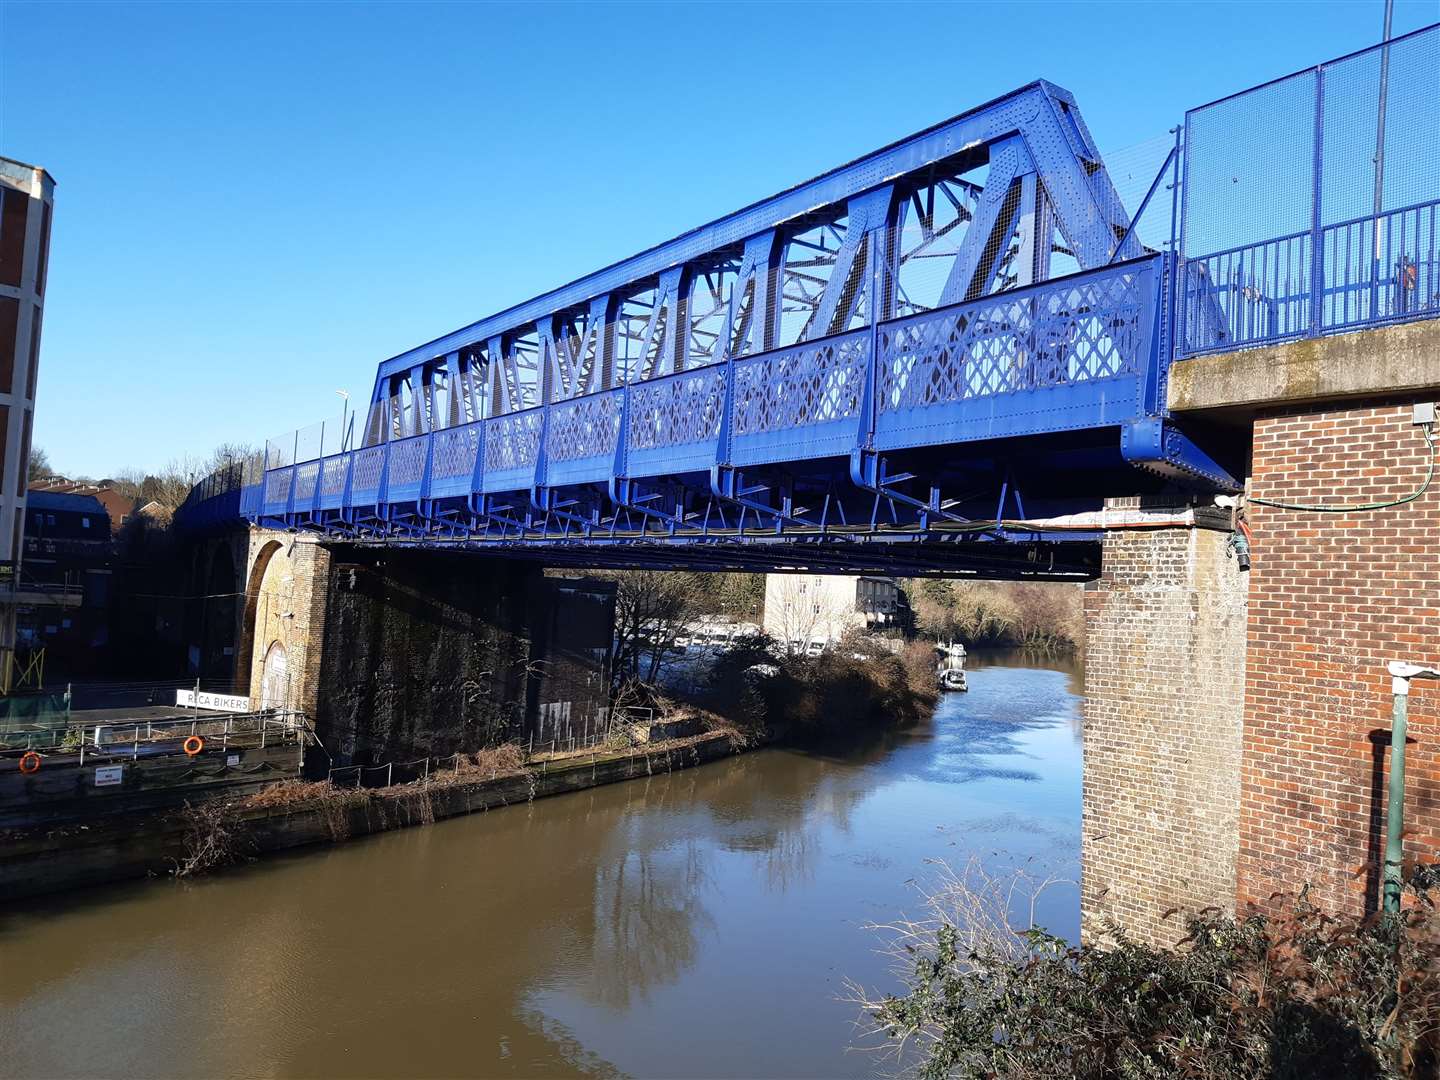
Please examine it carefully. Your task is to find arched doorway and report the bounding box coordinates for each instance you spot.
[261,640,289,710]
[238,539,282,703]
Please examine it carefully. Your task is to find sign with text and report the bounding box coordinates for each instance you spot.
[176,689,251,712]
[93,765,124,787]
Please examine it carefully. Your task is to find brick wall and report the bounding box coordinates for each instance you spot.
[1239,400,1440,916]
[1082,519,1249,946]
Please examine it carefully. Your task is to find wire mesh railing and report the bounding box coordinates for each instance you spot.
[1179,24,1440,356]
[323,706,661,789]
[0,710,308,762]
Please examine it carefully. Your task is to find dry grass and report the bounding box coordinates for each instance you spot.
[239,780,352,810]
[426,743,527,785]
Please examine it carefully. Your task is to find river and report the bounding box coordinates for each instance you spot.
[0,651,1083,1079]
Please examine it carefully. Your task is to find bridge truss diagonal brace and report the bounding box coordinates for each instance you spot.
[808,186,895,340]
[724,231,781,358]
[939,138,1033,306]
[1030,85,1144,267]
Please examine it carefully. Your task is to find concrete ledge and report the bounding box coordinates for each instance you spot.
[1168,317,1440,413]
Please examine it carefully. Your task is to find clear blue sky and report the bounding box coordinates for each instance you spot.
[2,0,1435,478]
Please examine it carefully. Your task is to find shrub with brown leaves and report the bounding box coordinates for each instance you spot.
[855,871,1440,1080]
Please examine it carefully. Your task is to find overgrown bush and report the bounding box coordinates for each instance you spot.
[173,798,249,877]
[854,863,1440,1080]
[699,631,937,737]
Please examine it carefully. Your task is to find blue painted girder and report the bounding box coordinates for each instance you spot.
[362,79,1142,431]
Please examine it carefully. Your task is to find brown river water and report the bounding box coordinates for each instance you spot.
[0,651,1083,1079]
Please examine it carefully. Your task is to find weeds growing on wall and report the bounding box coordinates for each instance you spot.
[850,861,1440,1080]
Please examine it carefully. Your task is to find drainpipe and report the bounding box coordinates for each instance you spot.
[1383,660,1439,912]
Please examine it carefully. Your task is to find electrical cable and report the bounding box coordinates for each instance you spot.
[1247,423,1436,513]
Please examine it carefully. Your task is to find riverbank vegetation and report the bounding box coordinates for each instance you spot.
[853,862,1440,1080]
[906,579,1084,651]
[694,632,938,740]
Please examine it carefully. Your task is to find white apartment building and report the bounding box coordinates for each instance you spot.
[761,573,901,652]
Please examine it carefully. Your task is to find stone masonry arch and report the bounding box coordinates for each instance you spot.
[238,530,330,717]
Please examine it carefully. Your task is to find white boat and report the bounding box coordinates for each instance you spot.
[938,668,968,692]
[936,640,967,691]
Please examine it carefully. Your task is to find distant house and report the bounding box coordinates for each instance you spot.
[762,574,903,653]
[28,477,137,532]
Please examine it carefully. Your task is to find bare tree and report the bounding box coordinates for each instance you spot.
[27,445,52,483]
[904,579,1083,650]
[605,570,706,687]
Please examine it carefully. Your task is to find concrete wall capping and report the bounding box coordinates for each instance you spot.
[1169,319,1440,414]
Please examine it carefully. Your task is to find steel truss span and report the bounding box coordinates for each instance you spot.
[236,81,1240,574]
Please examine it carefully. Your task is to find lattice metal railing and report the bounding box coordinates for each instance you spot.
[484,408,543,472]
[431,423,482,480]
[732,329,868,435]
[293,461,320,503]
[350,445,386,499]
[548,389,622,463]
[247,256,1160,525]
[879,264,1146,413]
[627,369,725,452]
[387,434,429,489]
[321,455,349,498]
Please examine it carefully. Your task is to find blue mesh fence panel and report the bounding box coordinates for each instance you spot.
[1179,25,1439,355]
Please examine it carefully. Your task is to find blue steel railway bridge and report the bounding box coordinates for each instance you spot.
[170,29,1440,950]
[180,30,1438,581]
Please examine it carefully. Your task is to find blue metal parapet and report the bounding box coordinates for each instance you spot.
[240,252,1230,574]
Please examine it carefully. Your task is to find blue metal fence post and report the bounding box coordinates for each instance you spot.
[469,416,487,527]
[1166,125,1183,364]
[341,443,356,524]
[284,428,299,521]
[377,438,393,526]
[419,430,436,525]
[1309,64,1326,337]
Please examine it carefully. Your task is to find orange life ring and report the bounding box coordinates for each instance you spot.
[19,751,41,774]
[183,735,204,757]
